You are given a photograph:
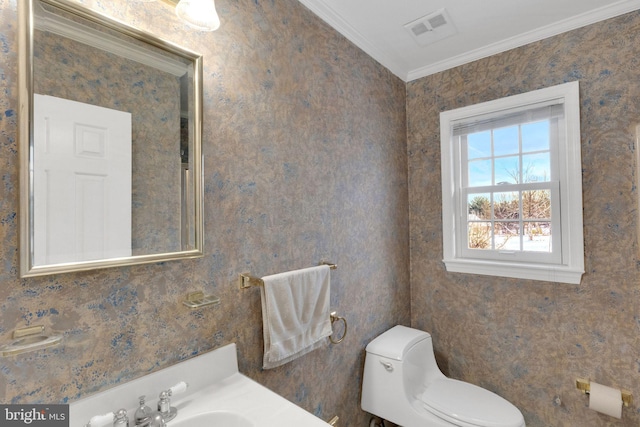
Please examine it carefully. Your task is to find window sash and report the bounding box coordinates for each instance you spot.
[453,107,563,265]
[458,116,561,187]
[458,181,561,264]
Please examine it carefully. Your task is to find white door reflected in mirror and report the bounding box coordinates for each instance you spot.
[33,94,132,265]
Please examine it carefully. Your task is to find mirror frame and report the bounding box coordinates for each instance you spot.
[18,0,204,277]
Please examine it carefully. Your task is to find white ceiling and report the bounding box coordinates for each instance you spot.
[297,0,640,82]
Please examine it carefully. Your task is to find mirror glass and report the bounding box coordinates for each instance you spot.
[19,0,203,277]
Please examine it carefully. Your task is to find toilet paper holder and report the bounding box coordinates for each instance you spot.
[576,378,633,407]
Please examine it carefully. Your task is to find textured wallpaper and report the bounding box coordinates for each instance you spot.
[9,0,638,426]
[0,0,409,426]
[408,10,640,427]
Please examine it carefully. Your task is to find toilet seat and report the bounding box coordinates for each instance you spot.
[420,378,525,427]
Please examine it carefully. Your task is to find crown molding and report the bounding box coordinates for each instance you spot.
[407,0,640,81]
[298,0,640,83]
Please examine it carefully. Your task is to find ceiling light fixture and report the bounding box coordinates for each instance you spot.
[175,0,220,31]
[147,0,221,32]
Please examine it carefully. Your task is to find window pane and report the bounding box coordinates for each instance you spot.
[523,221,551,252]
[522,152,551,182]
[467,131,491,159]
[494,156,519,184]
[493,126,519,156]
[468,221,492,249]
[494,222,520,250]
[468,159,492,187]
[468,193,491,220]
[493,191,519,220]
[522,120,549,152]
[522,189,550,220]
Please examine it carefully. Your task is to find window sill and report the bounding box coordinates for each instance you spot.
[443,258,584,284]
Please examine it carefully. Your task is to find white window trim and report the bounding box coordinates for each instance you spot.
[440,81,584,284]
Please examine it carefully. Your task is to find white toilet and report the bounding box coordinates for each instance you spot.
[361,326,526,427]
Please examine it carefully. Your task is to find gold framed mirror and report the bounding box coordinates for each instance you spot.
[18,0,204,277]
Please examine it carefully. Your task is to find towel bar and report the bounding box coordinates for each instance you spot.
[239,262,337,289]
[240,262,345,347]
[239,273,264,288]
[320,261,338,270]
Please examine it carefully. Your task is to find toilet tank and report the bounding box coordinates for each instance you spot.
[361,326,445,420]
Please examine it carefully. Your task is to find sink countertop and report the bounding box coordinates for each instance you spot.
[69,343,331,427]
[169,372,330,426]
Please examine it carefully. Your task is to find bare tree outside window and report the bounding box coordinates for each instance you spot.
[467,163,551,251]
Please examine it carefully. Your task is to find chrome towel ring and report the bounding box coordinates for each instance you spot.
[329,312,347,344]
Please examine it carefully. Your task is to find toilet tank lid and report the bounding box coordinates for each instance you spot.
[365,325,430,361]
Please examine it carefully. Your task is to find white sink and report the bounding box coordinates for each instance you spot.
[170,411,254,427]
[69,343,330,427]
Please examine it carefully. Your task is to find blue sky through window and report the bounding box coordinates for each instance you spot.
[466,120,551,186]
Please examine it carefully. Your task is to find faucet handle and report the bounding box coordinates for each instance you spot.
[169,381,188,396]
[158,382,188,422]
[113,409,129,427]
[86,412,114,427]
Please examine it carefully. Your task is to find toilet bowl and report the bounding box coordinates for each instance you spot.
[361,326,525,427]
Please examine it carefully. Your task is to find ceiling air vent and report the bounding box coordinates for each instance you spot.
[404,8,457,47]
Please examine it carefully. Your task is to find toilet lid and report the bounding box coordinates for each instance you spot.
[420,379,524,427]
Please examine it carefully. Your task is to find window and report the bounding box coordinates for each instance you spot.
[440,81,584,284]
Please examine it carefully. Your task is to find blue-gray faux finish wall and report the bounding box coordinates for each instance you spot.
[408,10,640,427]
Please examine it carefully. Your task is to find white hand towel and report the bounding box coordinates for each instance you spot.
[260,265,332,369]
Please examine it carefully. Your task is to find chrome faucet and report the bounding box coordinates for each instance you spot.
[134,413,166,427]
[134,396,153,426]
[84,383,186,427]
[157,382,188,422]
[157,390,175,421]
[134,395,167,427]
